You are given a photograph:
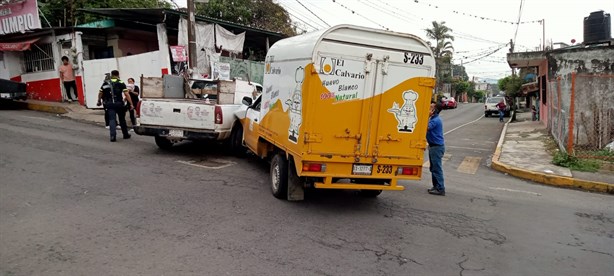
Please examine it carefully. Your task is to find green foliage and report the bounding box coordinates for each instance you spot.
[425,21,455,84]
[454,80,470,94]
[552,152,601,172]
[197,0,296,36]
[38,0,172,27]
[452,64,469,81]
[497,75,523,97]
[472,90,486,100]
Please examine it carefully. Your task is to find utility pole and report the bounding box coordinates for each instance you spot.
[509,38,515,76]
[187,0,197,69]
[542,19,546,51]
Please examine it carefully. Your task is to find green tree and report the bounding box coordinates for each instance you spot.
[38,0,172,27]
[498,75,523,97]
[197,0,296,36]
[452,64,468,81]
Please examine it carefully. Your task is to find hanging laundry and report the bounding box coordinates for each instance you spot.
[215,24,245,53]
[179,18,215,72]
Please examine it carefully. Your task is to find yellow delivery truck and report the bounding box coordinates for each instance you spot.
[232,25,436,200]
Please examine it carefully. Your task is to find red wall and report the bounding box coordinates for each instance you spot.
[19,76,85,103]
[26,78,62,102]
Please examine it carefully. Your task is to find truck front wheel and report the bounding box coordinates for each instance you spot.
[230,125,246,156]
[154,135,173,150]
[270,154,288,199]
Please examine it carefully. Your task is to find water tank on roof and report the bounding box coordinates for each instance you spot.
[583,11,611,44]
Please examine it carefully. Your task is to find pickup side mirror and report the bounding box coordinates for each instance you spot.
[242,96,253,106]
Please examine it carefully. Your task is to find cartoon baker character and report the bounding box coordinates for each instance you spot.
[286,67,304,143]
[388,90,419,132]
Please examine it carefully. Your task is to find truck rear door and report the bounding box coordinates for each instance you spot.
[365,61,434,161]
[305,55,375,159]
[305,52,432,162]
[139,99,216,130]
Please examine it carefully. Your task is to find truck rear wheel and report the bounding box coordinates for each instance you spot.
[270,154,288,199]
[154,135,173,150]
[359,190,383,197]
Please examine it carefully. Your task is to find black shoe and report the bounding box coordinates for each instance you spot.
[428,189,445,196]
[110,136,117,142]
[123,134,131,139]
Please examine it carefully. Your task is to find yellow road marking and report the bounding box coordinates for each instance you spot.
[456,156,482,174]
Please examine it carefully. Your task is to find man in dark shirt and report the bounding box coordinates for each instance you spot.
[97,70,134,142]
[427,101,445,196]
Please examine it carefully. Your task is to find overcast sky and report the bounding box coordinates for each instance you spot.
[174,0,613,82]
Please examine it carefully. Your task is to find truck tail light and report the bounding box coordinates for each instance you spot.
[303,163,326,172]
[215,106,223,124]
[136,101,142,117]
[397,167,419,176]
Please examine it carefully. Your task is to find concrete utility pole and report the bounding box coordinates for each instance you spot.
[542,19,546,51]
[187,0,198,68]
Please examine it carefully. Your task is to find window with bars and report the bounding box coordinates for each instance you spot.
[23,43,55,73]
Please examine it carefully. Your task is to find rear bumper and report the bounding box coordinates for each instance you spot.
[300,162,422,191]
[315,180,405,191]
[134,125,220,140]
[0,91,27,100]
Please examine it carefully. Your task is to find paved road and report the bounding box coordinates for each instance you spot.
[1,105,613,276]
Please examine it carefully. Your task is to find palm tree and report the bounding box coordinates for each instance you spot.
[425,21,455,55]
[425,21,455,89]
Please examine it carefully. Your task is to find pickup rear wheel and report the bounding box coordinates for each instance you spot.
[230,124,246,156]
[154,135,173,150]
[270,154,288,199]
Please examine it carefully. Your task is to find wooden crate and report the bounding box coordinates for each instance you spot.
[140,76,164,98]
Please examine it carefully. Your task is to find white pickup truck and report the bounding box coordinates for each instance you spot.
[135,77,260,149]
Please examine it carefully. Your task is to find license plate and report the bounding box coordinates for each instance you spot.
[352,164,373,175]
[169,129,184,137]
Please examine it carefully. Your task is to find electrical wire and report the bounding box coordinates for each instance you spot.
[332,0,389,30]
[295,0,330,27]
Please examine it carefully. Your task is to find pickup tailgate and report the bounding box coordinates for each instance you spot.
[139,99,216,130]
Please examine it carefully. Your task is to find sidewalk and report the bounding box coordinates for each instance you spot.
[18,100,106,126]
[492,111,614,194]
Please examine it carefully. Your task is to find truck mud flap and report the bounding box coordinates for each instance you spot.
[287,158,304,201]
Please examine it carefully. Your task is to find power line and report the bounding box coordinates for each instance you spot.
[412,0,541,25]
[295,0,330,27]
[282,4,323,30]
[461,45,508,64]
[332,0,389,30]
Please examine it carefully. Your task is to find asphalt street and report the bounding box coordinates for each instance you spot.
[1,104,613,275]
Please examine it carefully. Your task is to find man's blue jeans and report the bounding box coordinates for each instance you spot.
[105,102,129,138]
[429,145,445,192]
[499,110,504,122]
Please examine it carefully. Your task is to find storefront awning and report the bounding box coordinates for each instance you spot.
[0,38,39,51]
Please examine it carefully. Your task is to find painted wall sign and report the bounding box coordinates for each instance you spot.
[0,0,42,35]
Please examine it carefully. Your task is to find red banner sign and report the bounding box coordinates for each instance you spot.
[0,38,38,51]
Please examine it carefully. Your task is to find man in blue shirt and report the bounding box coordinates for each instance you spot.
[427,100,445,196]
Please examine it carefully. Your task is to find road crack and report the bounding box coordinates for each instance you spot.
[457,253,485,276]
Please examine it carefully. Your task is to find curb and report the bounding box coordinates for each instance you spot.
[491,111,614,194]
[16,101,69,115]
